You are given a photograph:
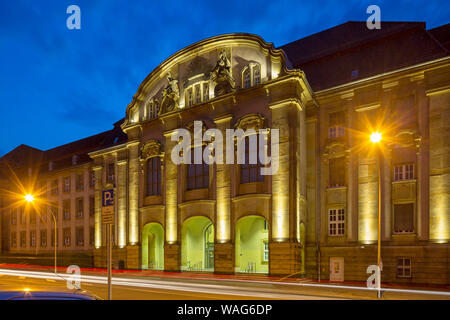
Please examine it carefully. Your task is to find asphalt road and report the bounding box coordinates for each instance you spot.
[0,268,449,300]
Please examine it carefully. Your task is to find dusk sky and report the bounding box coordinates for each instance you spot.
[0,0,449,156]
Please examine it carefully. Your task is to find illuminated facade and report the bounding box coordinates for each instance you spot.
[1,22,449,284]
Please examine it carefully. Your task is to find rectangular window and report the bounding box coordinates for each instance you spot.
[394,203,414,234]
[393,163,414,181]
[30,231,36,247]
[51,229,57,247]
[203,83,209,102]
[89,196,95,216]
[240,135,264,184]
[30,209,36,224]
[11,209,17,225]
[186,87,193,107]
[19,208,26,225]
[63,228,71,247]
[51,179,59,195]
[328,111,345,139]
[40,205,47,223]
[195,84,201,104]
[89,170,95,188]
[50,202,58,221]
[329,157,345,187]
[11,232,17,248]
[20,231,26,247]
[76,174,84,191]
[63,200,71,220]
[89,227,95,246]
[63,177,71,193]
[397,257,412,278]
[40,230,47,247]
[76,197,84,218]
[263,241,269,262]
[107,163,115,182]
[187,147,209,190]
[329,208,345,236]
[147,157,161,196]
[76,227,84,246]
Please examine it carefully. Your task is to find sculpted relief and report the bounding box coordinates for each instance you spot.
[159,72,180,114]
[210,50,235,96]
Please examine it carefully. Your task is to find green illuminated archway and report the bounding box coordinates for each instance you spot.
[235,215,268,273]
[141,223,164,270]
[181,216,214,271]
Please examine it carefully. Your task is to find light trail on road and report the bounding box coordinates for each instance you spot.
[0,268,449,299]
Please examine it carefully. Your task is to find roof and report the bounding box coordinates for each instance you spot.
[0,120,127,176]
[281,21,450,91]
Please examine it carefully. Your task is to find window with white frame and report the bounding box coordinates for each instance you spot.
[394,163,414,181]
[263,241,269,262]
[40,230,47,247]
[185,82,209,107]
[11,232,17,248]
[397,257,411,278]
[76,197,84,218]
[63,200,71,220]
[393,203,414,233]
[63,228,71,247]
[328,111,345,139]
[146,100,159,119]
[30,231,36,247]
[76,227,84,246]
[63,177,70,193]
[328,208,345,236]
[242,63,262,89]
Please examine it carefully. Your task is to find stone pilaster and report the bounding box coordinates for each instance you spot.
[93,165,103,248]
[163,130,179,245]
[117,159,128,248]
[128,141,140,245]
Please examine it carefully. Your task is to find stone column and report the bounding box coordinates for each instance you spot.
[117,159,128,248]
[214,114,233,274]
[269,100,302,275]
[126,141,140,269]
[93,165,103,267]
[163,129,180,271]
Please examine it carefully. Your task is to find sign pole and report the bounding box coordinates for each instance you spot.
[107,223,112,300]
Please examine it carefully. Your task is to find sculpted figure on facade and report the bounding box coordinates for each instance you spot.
[160,72,179,114]
[210,50,235,96]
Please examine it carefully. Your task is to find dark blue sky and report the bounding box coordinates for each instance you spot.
[1,0,449,156]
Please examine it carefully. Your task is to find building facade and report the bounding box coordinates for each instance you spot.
[1,22,449,285]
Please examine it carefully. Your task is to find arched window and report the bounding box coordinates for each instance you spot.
[242,63,261,89]
[147,100,159,119]
[240,135,264,184]
[253,65,261,86]
[243,68,251,89]
[146,157,161,196]
[187,146,209,190]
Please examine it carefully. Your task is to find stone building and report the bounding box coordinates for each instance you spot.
[1,21,449,285]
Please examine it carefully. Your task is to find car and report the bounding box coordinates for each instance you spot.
[0,289,101,300]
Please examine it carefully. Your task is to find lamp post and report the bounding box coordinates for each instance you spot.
[25,194,57,274]
[370,132,382,298]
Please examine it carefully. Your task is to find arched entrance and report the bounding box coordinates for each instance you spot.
[141,223,164,270]
[181,216,214,271]
[235,215,268,273]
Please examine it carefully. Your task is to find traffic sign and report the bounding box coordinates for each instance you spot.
[102,189,114,224]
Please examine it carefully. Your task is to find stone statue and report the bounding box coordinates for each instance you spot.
[210,50,235,96]
[160,72,179,113]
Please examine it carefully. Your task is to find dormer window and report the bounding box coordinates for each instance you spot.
[242,63,261,89]
[185,81,210,107]
[146,99,160,120]
[72,155,79,165]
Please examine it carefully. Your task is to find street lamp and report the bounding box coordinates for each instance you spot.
[370,132,382,298]
[24,194,57,274]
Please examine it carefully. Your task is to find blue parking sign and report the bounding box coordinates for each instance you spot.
[102,189,114,207]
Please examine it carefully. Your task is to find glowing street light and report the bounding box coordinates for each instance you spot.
[370,131,383,298]
[23,193,58,274]
[24,194,35,202]
[370,132,382,144]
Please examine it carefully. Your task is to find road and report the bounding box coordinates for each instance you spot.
[0,268,449,300]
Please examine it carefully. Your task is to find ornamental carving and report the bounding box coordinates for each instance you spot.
[140,140,162,160]
[159,72,179,115]
[210,50,235,96]
[234,113,266,131]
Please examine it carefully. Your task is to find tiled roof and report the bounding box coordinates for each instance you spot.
[281,21,450,91]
